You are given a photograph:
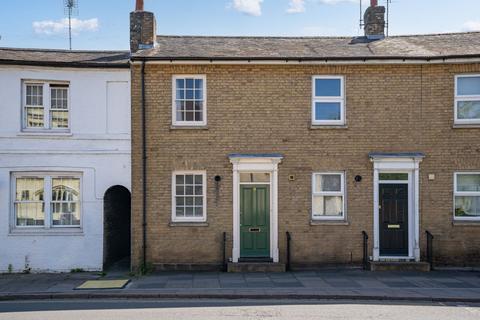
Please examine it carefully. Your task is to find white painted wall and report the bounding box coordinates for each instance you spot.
[0,65,131,272]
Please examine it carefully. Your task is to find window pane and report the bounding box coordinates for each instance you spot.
[15,177,45,226]
[313,195,343,216]
[195,197,203,206]
[455,196,480,217]
[457,174,480,192]
[315,78,341,97]
[176,175,184,185]
[379,173,409,181]
[195,90,203,100]
[240,173,270,183]
[176,79,185,89]
[186,89,194,99]
[194,79,202,89]
[321,174,341,192]
[457,101,480,120]
[26,107,44,128]
[51,178,80,226]
[176,185,184,195]
[51,110,68,129]
[185,206,194,217]
[186,79,194,89]
[185,197,194,205]
[457,76,480,96]
[194,175,203,184]
[194,207,203,217]
[176,206,185,217]
[315,102,341,121]
[176,197,184,205]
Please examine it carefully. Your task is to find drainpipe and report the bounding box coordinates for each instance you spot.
[141,60,147,270]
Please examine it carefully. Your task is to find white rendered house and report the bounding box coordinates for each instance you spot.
[0,48,131,272]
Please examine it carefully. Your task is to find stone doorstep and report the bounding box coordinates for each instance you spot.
[369,261,431,272]
[227,262,286,273]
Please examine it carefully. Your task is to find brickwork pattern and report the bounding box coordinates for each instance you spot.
[131,63,480,270]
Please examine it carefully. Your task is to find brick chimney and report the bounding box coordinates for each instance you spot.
[364,0,385,40]
[130,0,157,52]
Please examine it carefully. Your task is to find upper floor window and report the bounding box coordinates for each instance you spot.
[172,171,207,222]
[312,76,345,125]
[23,81,70,131]
[13,173,81,229]
[172,75,206,126]
[455,75,480,124]
[312,172,345,220]
[454,172,480,220]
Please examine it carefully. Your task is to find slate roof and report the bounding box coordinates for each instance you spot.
[0,48,130,68]
[132,32,480,61]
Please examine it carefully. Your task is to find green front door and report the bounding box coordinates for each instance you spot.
[240,185,270,258]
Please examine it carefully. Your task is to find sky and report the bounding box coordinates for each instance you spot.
[0,0,480,51]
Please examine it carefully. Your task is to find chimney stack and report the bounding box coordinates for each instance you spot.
[130,0,156,52]
[364,0,385,40]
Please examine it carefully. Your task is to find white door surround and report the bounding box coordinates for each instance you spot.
[229,154,283,263]
[369,153,424,262]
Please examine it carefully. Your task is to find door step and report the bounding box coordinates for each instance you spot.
[228,262,286,273]
[369,261,431,272]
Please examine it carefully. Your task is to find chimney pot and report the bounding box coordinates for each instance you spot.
[135,0,144,11]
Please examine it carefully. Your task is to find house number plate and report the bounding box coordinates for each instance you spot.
[387,224,400,229]
[249,228,261,232]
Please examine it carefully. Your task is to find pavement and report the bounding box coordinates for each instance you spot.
[1,269,480,302]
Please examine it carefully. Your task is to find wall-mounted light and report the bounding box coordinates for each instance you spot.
[355,175,362,182]
[214,175,222,182]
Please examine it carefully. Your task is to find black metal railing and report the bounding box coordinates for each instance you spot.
[362,231,369,270]
[426,230,434,270]
[222,232,227,272]
[286,231,292,271]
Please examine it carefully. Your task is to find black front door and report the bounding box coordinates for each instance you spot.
[379,184,408,256]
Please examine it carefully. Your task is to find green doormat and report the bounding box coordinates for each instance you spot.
[76,279,130,290]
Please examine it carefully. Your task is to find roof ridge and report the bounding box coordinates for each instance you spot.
[156,35,354,40]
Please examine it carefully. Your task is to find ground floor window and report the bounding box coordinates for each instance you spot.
[454,172,480,220]
[312,172,345,220]
[13,173,81,228]
[172,171,206,222]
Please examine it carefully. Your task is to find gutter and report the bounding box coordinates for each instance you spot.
[0,60,130,69]
[141,60,147,270]
[130,54,480,65]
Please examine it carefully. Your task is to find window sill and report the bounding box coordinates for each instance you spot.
[452,124,480,129]
[310,125,348,130]
[170,125,208,130]
[310,220,349,226]
[169,221,209,227]
[9,228,84,236]
[18,131,72,137]
[452,220,480,226]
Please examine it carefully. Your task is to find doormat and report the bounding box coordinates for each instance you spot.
[75,279,130,290]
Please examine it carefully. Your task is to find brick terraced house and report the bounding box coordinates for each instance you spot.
[130,0,480,271]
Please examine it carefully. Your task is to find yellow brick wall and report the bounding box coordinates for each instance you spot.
[131,63,480,269]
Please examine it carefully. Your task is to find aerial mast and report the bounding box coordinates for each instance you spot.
[64,0,79,50]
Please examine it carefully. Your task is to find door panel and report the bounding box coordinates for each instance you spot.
[379,183,409,256]
[240,185,270,258]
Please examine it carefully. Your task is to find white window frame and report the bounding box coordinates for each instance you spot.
[312,75,345,126]
[311,172,346,221]
[171,170,207,222]
[11,172,82,230]
[172,75,207,127]
[22,80,70,132]
[454,172,480,221]
[454,74,480,125]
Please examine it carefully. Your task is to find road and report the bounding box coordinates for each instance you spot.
[1,299,480,320]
